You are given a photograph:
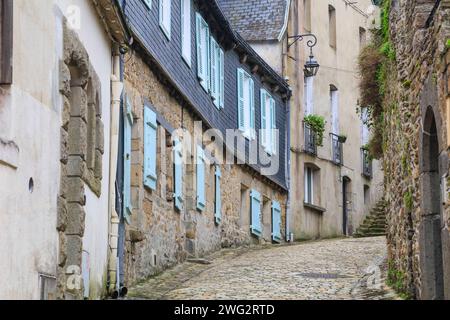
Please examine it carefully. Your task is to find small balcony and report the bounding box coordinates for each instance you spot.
[330,133,343,166]
[361,148,373,178]
[304,122,317,156]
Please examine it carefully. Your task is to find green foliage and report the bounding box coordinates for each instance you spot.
[402,80,412,89]
[304,114,326,147]
[387,261,413,300]
[403,189,413,212]
[446,39,450,49]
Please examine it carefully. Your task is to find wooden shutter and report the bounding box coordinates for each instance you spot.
[0,0,13,85]
[196,13,203,81]
[196,146,206,211]
[219,49,225,109]
[210,37,218,105]
[123,97,134,223]
[249,77,255,139]
[260,90,267,149]
[159,0,171,39]
[143,0,152,10]
[272,201,282,243]
[144,107,158,190]
[214,166,222,224]
[250,190,262,237]
[181,0,191,65]
[270,97,276,154]
[173,138,183,211]
[237,69,245,131]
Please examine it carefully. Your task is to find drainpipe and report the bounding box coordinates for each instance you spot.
[285,97,292,242]
[107,44,124,295]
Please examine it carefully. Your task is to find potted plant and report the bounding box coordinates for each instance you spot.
[304,114,326,147]
[337,134,347,143]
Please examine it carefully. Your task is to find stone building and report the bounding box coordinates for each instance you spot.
[113,0,291,288]
[0,0,127,299]
[383,0,450,300]
[219,0,384,239]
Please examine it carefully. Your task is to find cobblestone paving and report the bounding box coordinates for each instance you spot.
[128,237,399,300]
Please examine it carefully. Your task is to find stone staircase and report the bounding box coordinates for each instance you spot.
[353,200,387,238]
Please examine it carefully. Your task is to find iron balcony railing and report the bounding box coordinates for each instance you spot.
[361,148,373,178]
[304,122,317,156]
[330,133,343,166]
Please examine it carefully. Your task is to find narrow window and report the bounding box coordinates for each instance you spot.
[196,13,210,92]
[330,85,339,134]
[361,107,370,145]
[159,0,171,40]
[196,145,206,211]
[304,0,311,32]
[304,167,314,205]
[328,5,336,48]
[0,0,13,84]
[181,0,191,66]
[359,27,367,50]
[144,107,158,190]
[304,76,314,115]
[173,138,183,211]
[260,89,277,154]
[214,166,222,224]
[364,185,370,205]
[123,97,134,223]
[237,68,255,139]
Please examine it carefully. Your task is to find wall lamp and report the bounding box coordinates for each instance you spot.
[287,33,319,77]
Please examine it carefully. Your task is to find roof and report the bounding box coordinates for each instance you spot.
[218,0,290,41]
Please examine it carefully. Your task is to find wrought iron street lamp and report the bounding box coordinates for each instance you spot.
[287,33,319,77]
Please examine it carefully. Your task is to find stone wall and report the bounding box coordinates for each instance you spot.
[384,0,450,299]
[122,51,288,286]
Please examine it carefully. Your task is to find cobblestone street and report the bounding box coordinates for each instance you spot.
[128,237,399,300]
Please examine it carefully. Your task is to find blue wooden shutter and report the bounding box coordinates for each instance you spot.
[249,78,255,139]
[270,97,276,154]
[180,0,191,65]
[143,0,152,10]
[159,0,171,39]
[196,13,203,81]
[260,90,267,149]
[173,138,183,211]
[144,107,157,190]
[237,69,245,131]
[205,26,211,92]
[123,97,134,223]
[210,37,219,106]
[250,190,262,237]
[214,166,222,224]
[272,201,282,243]
[196,146,206,211]
[219,49,225,109]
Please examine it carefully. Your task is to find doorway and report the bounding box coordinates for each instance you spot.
[342,177,351,236]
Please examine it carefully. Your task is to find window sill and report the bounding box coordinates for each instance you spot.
[303,202,326,214]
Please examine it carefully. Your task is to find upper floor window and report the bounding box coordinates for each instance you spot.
[159,0,171,40]
[330,85,339,134]
[181,0,191,66]
[328,5,336,48]
[260,89,277,155]
[361,107,370,146]
[196,13,210,91]
[0,0,13,85]
[304,0,312,32]
[304,76,314,115]
[210,37,224,109]
[237,68,255,140]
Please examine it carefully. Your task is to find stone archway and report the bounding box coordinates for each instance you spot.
[420,106,445,300]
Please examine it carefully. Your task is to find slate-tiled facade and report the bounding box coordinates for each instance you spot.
[118,0,289,189]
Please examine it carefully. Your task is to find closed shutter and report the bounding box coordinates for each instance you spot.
[219,49,225,109]
[210,37,218,105]
[260,90,267,149]
[249,78,255,139]
[181,0,191,65]
[237,69,245,131]
[173,138,183,211]
[196,13,209,91]
[250,190,262,237]
[159,0,171,39]
[144,107,157,190]
[270,98,276,154]
[272,201,282,243]
[214,166,222,224]
[143,0,152,10]
[196,13,203,81]
[196,146,206,211]
[123,97,134,223]
[205,26,211,92]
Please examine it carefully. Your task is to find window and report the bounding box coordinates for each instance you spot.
[237,68,255,139]
[196,13,210,91]
[142,0,152,10]
[181,0,191,65]
[359,27,367,49]
[214,166,222,224]
[304,0,311,32]
[304,76,314,115]
[123,97,134,223]
[159,0,171,39]
[250,190,262,237]
[144,107,158,190]
[173,138,183,211]
[361,107,370,145]
[330,86,339,134]
[364,185,370,205]
[210,37,225,109]
[0,0,13,84]
[196,145,206,211]
[328,5,336,48]
[304,167,314,205]
[260,89,277,154]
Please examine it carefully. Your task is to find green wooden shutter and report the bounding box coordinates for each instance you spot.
[250,190,262,237]
[260,90,267,149]
[214,166,222,224]
[272,201,282,243]
[219,49,225,109]
[173,138,183,211]
[123,97,134,224]
[237,69,245,131]
[249,78,255,139]
[196,146,206,212]
[144,107,157,190]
